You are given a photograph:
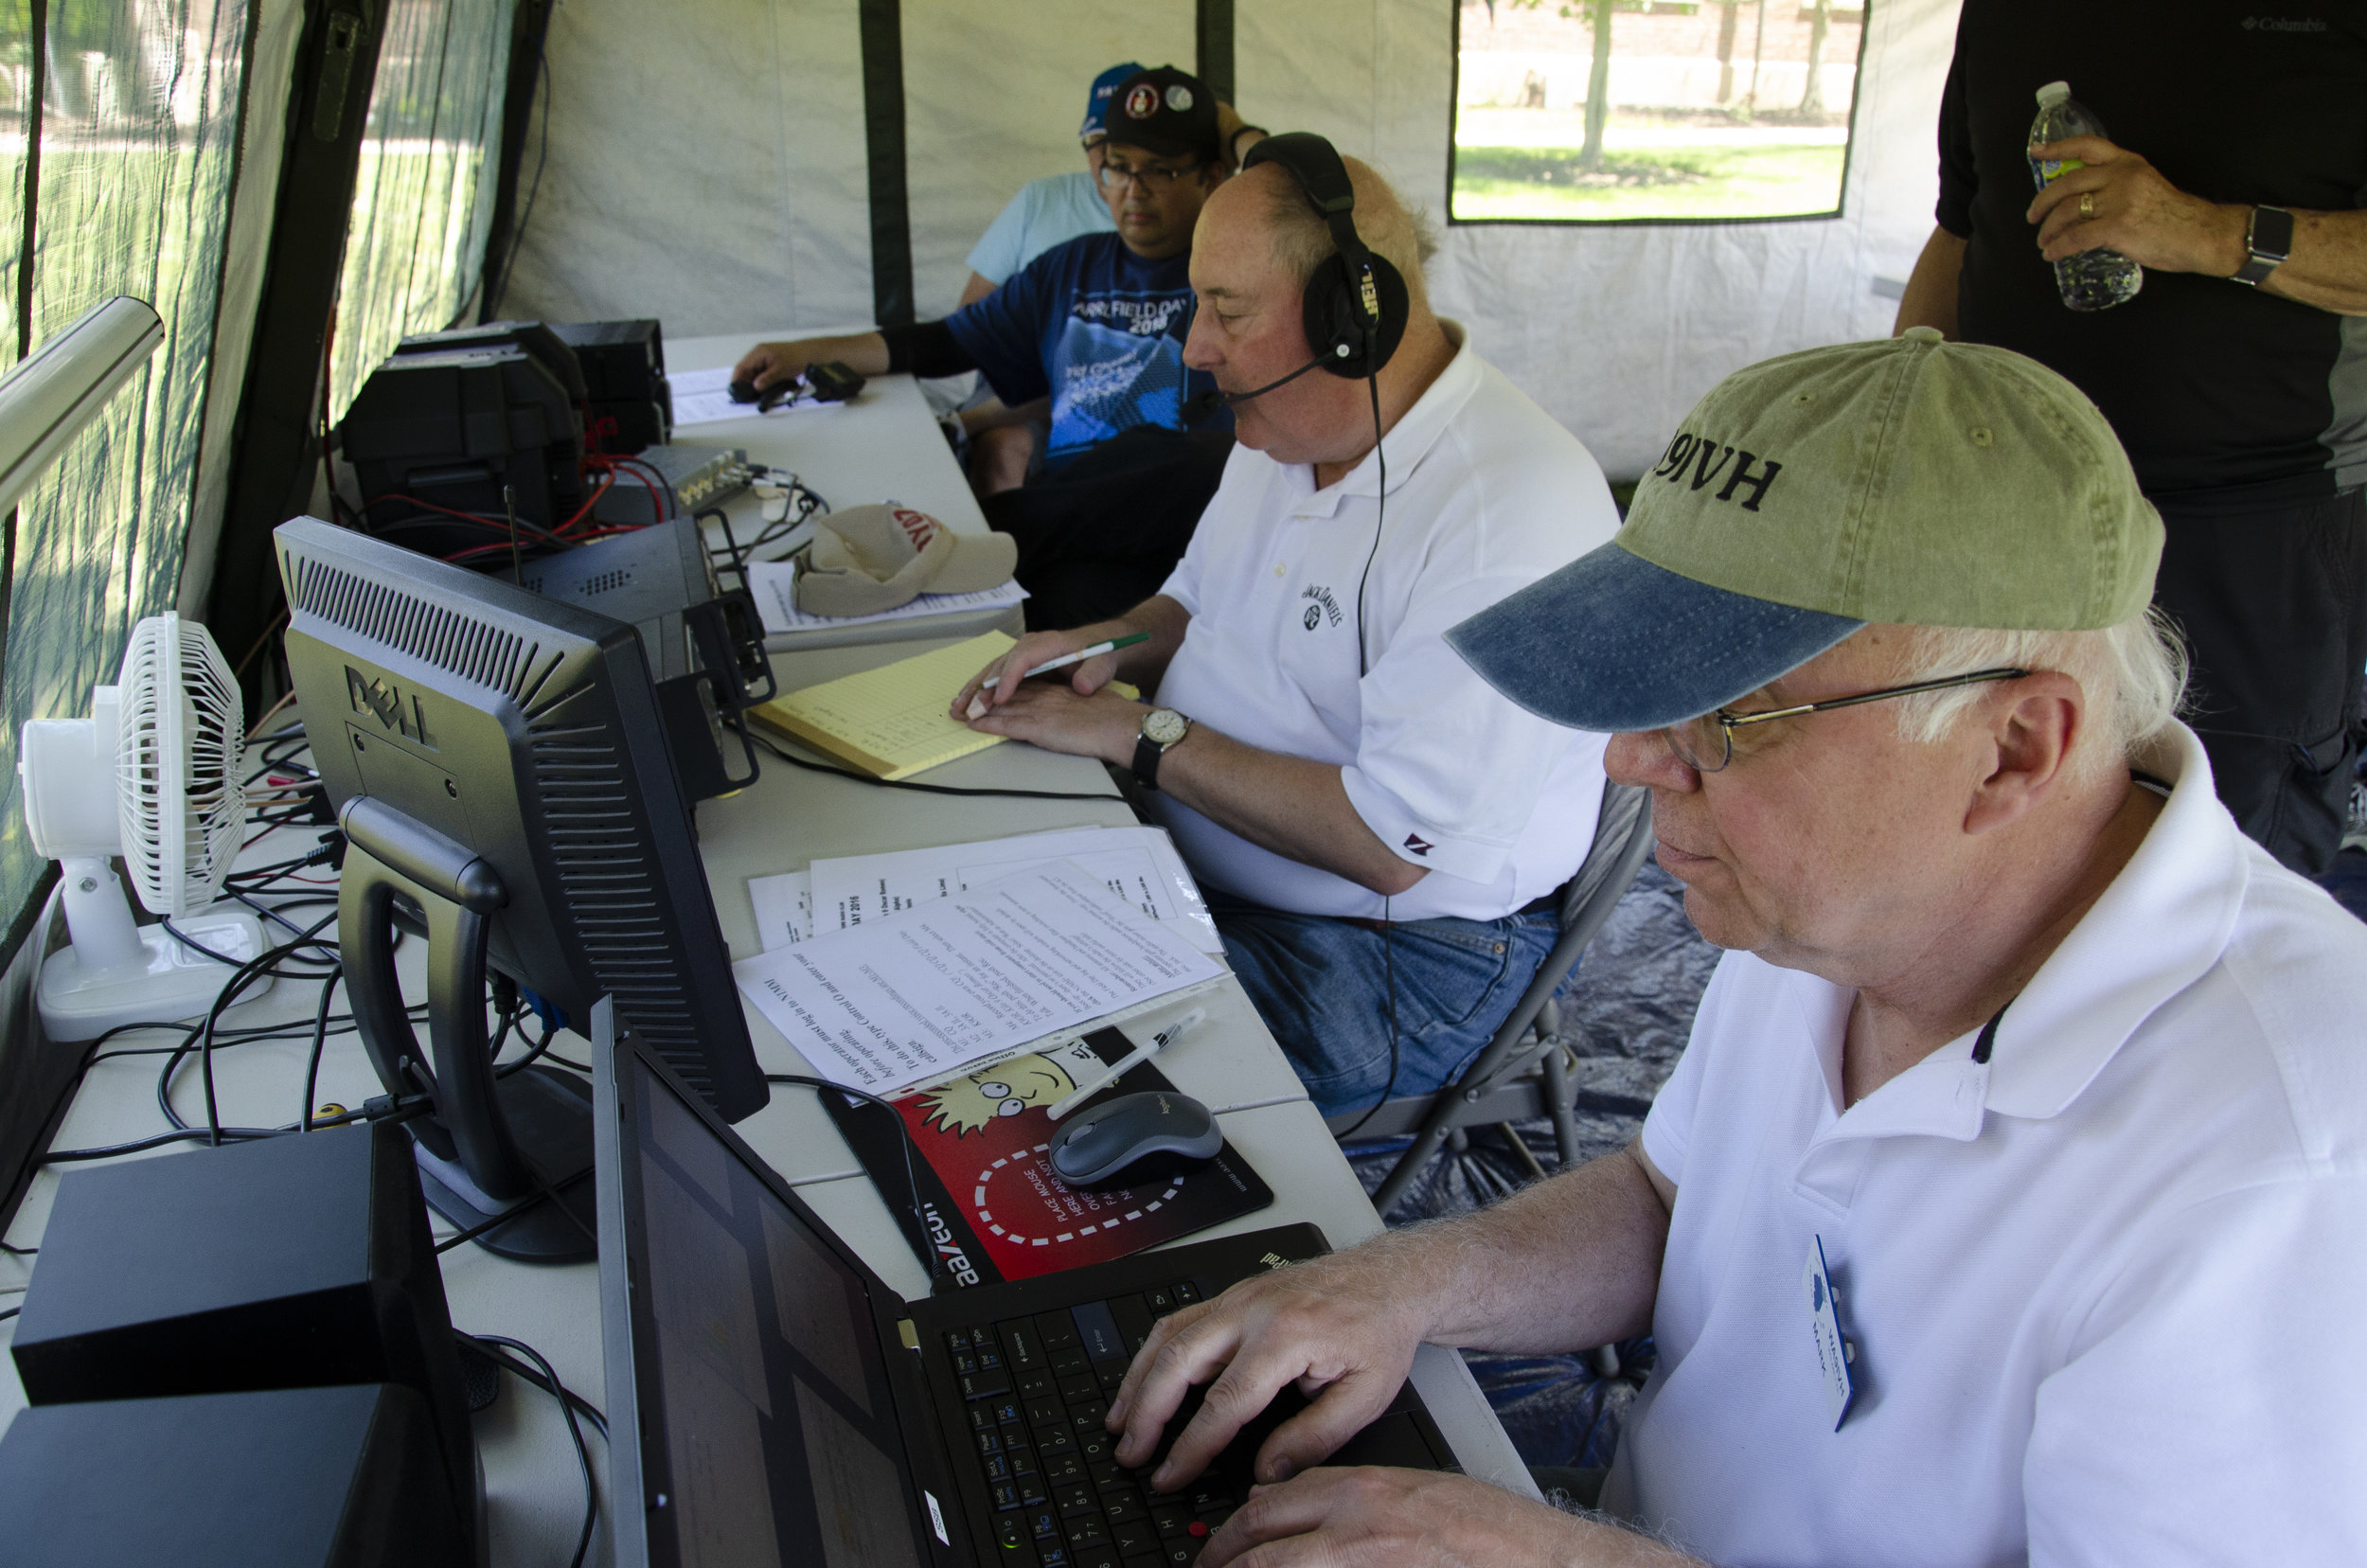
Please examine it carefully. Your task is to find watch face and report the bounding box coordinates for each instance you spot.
[1143,709,1188,746]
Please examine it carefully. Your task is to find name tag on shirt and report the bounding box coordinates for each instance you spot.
[1803,1235,1856,1431]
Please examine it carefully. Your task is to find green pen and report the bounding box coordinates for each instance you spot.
[978,632,1149,691]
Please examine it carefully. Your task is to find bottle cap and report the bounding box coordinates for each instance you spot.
[2036,80,2071,107]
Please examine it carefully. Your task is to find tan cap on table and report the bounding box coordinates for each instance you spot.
[794,504,1018,618]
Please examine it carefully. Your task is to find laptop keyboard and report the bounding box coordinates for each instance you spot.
[946,1279,1237,1568]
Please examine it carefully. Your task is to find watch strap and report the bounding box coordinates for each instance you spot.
[1132,730,1166,791]
[2234,205,2295,287]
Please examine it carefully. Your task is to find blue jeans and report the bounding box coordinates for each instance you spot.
[1207,890,1563,1120]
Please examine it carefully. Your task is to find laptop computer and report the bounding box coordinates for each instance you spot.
[592,1002,1454,1568]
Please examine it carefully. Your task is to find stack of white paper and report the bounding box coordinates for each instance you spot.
[731,861,1227,1096]
[743,558,1028,636]
[800,825,1220,953]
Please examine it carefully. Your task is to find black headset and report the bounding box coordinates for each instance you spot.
[1239,133,1409,381]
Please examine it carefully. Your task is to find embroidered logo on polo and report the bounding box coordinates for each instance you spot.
[1299,583,1344,629]
[1403,833,1433,857]
[2242,14,2327,29]
[1651,430,1784,511]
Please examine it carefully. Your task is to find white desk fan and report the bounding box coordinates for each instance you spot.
[19,611,273,1040]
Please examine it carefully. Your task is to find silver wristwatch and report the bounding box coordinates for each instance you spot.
[2234,205,2294,287]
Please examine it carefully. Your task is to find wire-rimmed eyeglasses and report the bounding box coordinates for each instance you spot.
[1664,668,2032,774]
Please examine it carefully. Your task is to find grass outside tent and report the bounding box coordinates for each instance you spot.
[1453,139,1846,222]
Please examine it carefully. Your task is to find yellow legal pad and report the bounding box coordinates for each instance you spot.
[750,632,1016,780]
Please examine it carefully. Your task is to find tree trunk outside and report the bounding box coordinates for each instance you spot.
[1800,0,1830,114]
[1715,0,1738,104]
[1580,0,1614,169]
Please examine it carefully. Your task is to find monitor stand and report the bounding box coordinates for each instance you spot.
[337,795,600,1265]
[410,1069,598,1264]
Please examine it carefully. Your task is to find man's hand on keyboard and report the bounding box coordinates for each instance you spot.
[1198,1466,1703,1568]
[1105,1241,1432,1493]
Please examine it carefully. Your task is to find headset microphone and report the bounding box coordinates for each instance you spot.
[1191,351,1341,415]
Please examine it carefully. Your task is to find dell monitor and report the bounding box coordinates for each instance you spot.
[275,516,767,1263]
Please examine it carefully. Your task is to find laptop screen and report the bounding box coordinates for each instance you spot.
[621,1048,929,1568]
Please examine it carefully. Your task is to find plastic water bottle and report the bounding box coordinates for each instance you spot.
[2028,81,2143,312]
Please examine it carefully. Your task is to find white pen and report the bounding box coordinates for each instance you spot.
[978,632,1149,692]
[1046,1007,1206,1120]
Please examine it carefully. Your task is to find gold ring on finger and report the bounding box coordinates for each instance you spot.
[2077,192,2095,219]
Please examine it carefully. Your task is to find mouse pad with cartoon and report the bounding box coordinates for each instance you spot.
[821,1026,1273,1289]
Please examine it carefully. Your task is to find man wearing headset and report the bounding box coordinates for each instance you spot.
[954,141,1621,1119]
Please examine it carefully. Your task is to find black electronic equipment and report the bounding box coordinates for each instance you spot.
[7,1125,480,1556]
[341,346,585,559]
[0,1384,471,1567]
[516,518,774,801]
[276,516,769,1264]
[394,318,588,400]
[1239,133,1407,380]
[594,1009,1453,1568]
[804,359,866,402]
[552,318,672,453]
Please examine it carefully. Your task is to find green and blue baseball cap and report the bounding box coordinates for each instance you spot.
[1080,62,1148,144]
[1446,330,2165,732]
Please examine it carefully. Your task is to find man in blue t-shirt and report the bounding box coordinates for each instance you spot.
[735,65,1239,629]
[958,61,1137,303]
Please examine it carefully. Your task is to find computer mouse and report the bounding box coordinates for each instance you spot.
[1048,1091,1223,1191]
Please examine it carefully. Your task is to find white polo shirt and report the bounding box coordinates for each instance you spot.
[1603,722,2367,1565]
[1145,330,1620,922]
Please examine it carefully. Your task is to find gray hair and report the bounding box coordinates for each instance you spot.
[1885,610,2189,780]
[1262,160,1438,299]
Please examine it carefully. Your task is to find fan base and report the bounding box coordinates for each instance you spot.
[36,907,276,1042]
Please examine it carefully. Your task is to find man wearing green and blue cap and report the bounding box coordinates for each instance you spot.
[1095,332,2367,1565]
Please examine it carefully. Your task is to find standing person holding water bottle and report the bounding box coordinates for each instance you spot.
[1893,4,2367,878]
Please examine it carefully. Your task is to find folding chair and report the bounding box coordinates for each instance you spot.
[1325,779,1654,1221]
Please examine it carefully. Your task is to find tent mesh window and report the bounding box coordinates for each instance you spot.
[0,0,252,945]
[328,0,513,422]
[1451,0,1866,224]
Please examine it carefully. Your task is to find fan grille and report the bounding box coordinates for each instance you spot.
[116,615,245,918]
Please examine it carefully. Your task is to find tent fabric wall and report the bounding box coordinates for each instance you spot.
[178,0,307,619]
[497,0,1962,477]
[0,0,254,945]
[497,0,878,333]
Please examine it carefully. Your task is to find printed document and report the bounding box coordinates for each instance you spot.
[669,364,847,428]
[744,557,1027,636]
[731,861,1227,1096]
[803,825,1221,954]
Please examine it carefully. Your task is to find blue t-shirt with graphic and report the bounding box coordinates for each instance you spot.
[942,233,1227,471]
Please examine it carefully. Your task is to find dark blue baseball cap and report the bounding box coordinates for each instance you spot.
[1080,62,1147,143]
[1446,542,1862,734]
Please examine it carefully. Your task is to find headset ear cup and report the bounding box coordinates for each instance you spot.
[1305,252,1410,380]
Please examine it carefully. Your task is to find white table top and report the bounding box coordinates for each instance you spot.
[0,351,1533,1565]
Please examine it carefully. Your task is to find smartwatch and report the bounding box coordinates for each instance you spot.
[1132,708,1191,792]
[2234,205,2294,287]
